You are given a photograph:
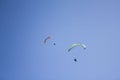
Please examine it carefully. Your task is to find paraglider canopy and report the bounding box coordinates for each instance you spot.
[44,36,51,44]
[68,43,86,52]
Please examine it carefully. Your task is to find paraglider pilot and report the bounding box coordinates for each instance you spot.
[53,43,56,45]
[74,58,77,62]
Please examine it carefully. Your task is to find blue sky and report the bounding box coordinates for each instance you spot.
[1,0,120,80]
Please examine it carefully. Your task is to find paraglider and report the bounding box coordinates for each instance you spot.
[68,43,86,62]
[68,43,86,52]
[43,36,56,46]
[44,36,51,44]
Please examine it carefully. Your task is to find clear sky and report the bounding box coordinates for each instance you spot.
[1,0,120,80]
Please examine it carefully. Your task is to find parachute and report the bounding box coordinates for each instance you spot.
[68,43,86,52]
[44,36,51,44]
